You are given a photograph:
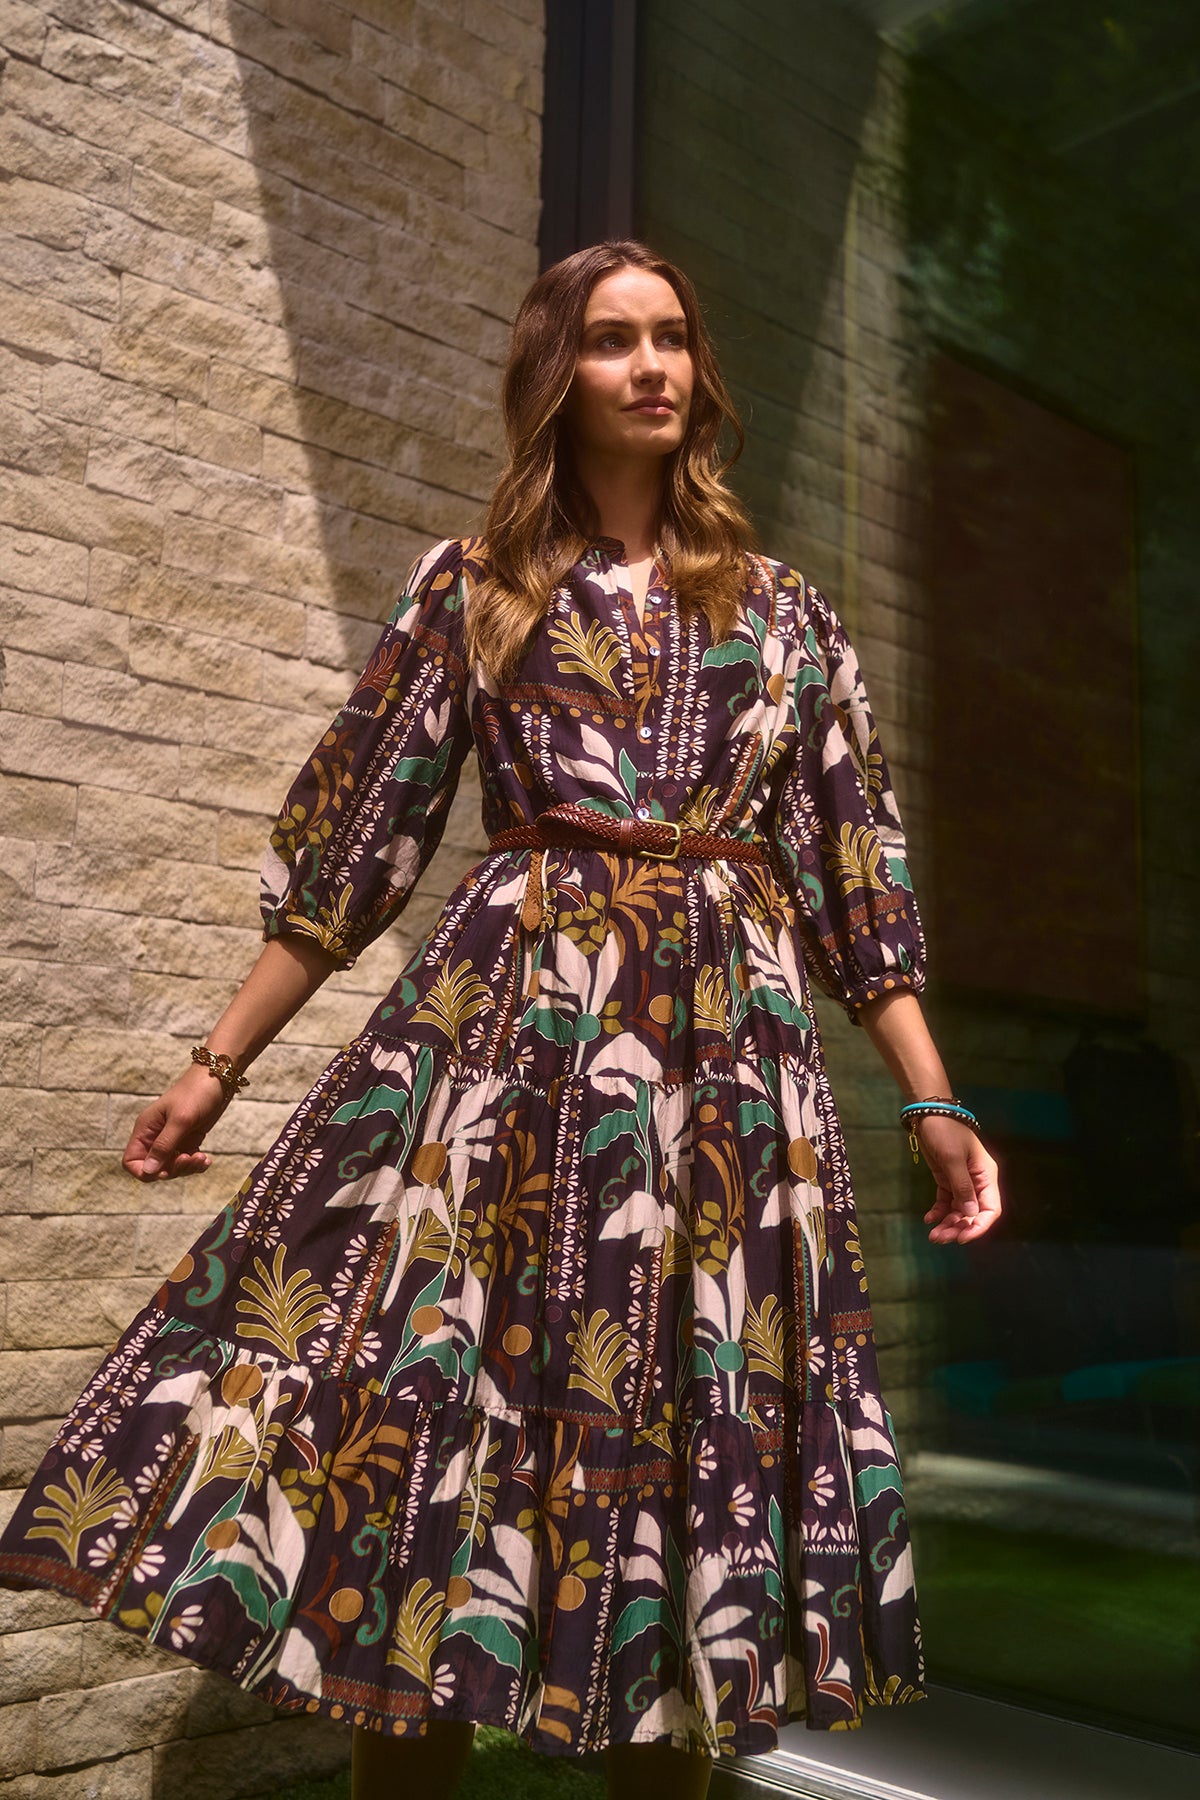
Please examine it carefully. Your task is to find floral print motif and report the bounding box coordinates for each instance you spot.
[0,534,928,1757]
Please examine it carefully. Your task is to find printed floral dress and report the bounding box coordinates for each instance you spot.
[0,534,929,1759]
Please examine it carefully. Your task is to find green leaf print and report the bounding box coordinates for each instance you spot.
[745,983,811,1030]
[329,1082,413,1126]
[886,853,914,891]
[736,1099,778,1134]
[582,1107,642,1155]
[532,1001,575,1046]
[208,1553,278,1634]
[440,1610,526,1672]
[793,657,827,696]
[855,1464,905,1508]
[392,741,456,785]
[612,1592,669,1655]
[701,639,760,670]
[618,749,639,800]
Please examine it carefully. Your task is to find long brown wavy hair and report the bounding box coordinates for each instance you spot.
[465,240,758,682]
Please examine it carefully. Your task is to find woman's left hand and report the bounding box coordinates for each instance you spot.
[914,1115,1003,1243]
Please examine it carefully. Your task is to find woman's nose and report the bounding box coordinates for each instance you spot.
[633,336,665,380]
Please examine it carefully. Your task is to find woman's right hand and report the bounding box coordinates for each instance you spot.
[120,937,339,1182]
[122,1064,231,1181]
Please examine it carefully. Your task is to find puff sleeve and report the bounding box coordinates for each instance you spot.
[260,535,474,969]
[770,577,927,1021]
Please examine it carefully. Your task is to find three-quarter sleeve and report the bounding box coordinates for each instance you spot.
[771,578,927,1021]
[260,535,474,969]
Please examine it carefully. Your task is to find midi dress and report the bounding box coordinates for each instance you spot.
[0,532,929,1759]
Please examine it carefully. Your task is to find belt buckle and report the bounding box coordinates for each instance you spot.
[643,818,683,861]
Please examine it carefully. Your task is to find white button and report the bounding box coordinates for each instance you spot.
[647,642,660,656]
[635,805,650,819]
[637,724,652,739]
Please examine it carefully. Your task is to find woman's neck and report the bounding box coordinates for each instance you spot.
[576,451,664,561]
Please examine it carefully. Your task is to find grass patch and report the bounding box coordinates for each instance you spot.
[915,1517,1200,1740]
[265,1726,608,1799]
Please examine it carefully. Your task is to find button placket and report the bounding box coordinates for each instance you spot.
[601,543,670,817]
[633,561,671,817]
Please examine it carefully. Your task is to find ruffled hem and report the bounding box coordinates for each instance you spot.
[0,1314,927,1758]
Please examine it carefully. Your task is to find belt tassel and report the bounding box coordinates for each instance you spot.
[521,848,545,932]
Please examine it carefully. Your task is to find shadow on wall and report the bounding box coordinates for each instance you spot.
[638,0,888,604]
[218,2,541,672]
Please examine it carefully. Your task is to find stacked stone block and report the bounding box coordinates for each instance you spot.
[0,1,543,1792]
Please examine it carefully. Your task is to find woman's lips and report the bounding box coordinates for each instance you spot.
[625,399,675,414]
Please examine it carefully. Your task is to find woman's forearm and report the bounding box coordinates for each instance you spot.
[125,935,341,1181]
[854,990,954,1101]
[202,934,342,1071]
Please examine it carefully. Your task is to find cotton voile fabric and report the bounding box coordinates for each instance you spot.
[0,535,929,1758]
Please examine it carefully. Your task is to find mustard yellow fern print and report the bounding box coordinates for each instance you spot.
[282,883,356,958]
[680,784,727,833]
[235,1245,329,1361]
[852,720,886,810]
[693,964,731,1035]
[566,1307,632,1413]
[194,1425,258,1494]
[386,1578,446,1686]
[744,1292,796,1384]
[27,1460,132,1567]
[403,1207,453,1270]
[547,612,624,696]
[661,1222,692,1281]
[410,958,493,1052]
[823,822,891,896]
[457,1431,502,1548]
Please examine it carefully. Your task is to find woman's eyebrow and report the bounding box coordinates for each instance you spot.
[584,314,688,331]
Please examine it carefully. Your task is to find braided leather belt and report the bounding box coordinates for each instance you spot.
[488,802,770,930]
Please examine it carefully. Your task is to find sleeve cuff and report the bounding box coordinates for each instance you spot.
[844,964,926,1023]
[261,906,362,971]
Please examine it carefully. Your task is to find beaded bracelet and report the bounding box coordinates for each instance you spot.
[899,1096,981,1164]
[190,1044,250,1098]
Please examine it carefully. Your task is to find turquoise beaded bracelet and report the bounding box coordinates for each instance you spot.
[899,1096,981,1164]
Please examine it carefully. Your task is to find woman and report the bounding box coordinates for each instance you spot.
[0,242,1001,1799]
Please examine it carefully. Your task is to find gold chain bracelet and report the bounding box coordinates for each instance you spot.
[189,1044,250,1098]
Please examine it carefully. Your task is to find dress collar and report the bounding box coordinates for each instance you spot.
[585,536,666,563]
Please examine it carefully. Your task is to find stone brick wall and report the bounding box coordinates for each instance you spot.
[0,1,542,1792]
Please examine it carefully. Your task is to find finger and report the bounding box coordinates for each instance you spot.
[924,1169,961,1219]
[149,1152,212,1180]
[957,1191,1002,1237]
[122,1105,168,1176]
[143,1148,213,1179]
[971,1167,1003,1216]
[138,1120,206,1180]
[942,1172,1004,1239]
[949,1166,980,1215]
[928,1181,969,1240]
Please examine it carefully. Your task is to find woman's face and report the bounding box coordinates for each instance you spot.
[563,267,695,465]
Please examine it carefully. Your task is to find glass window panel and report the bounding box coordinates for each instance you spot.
[639,0,1200,1767]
